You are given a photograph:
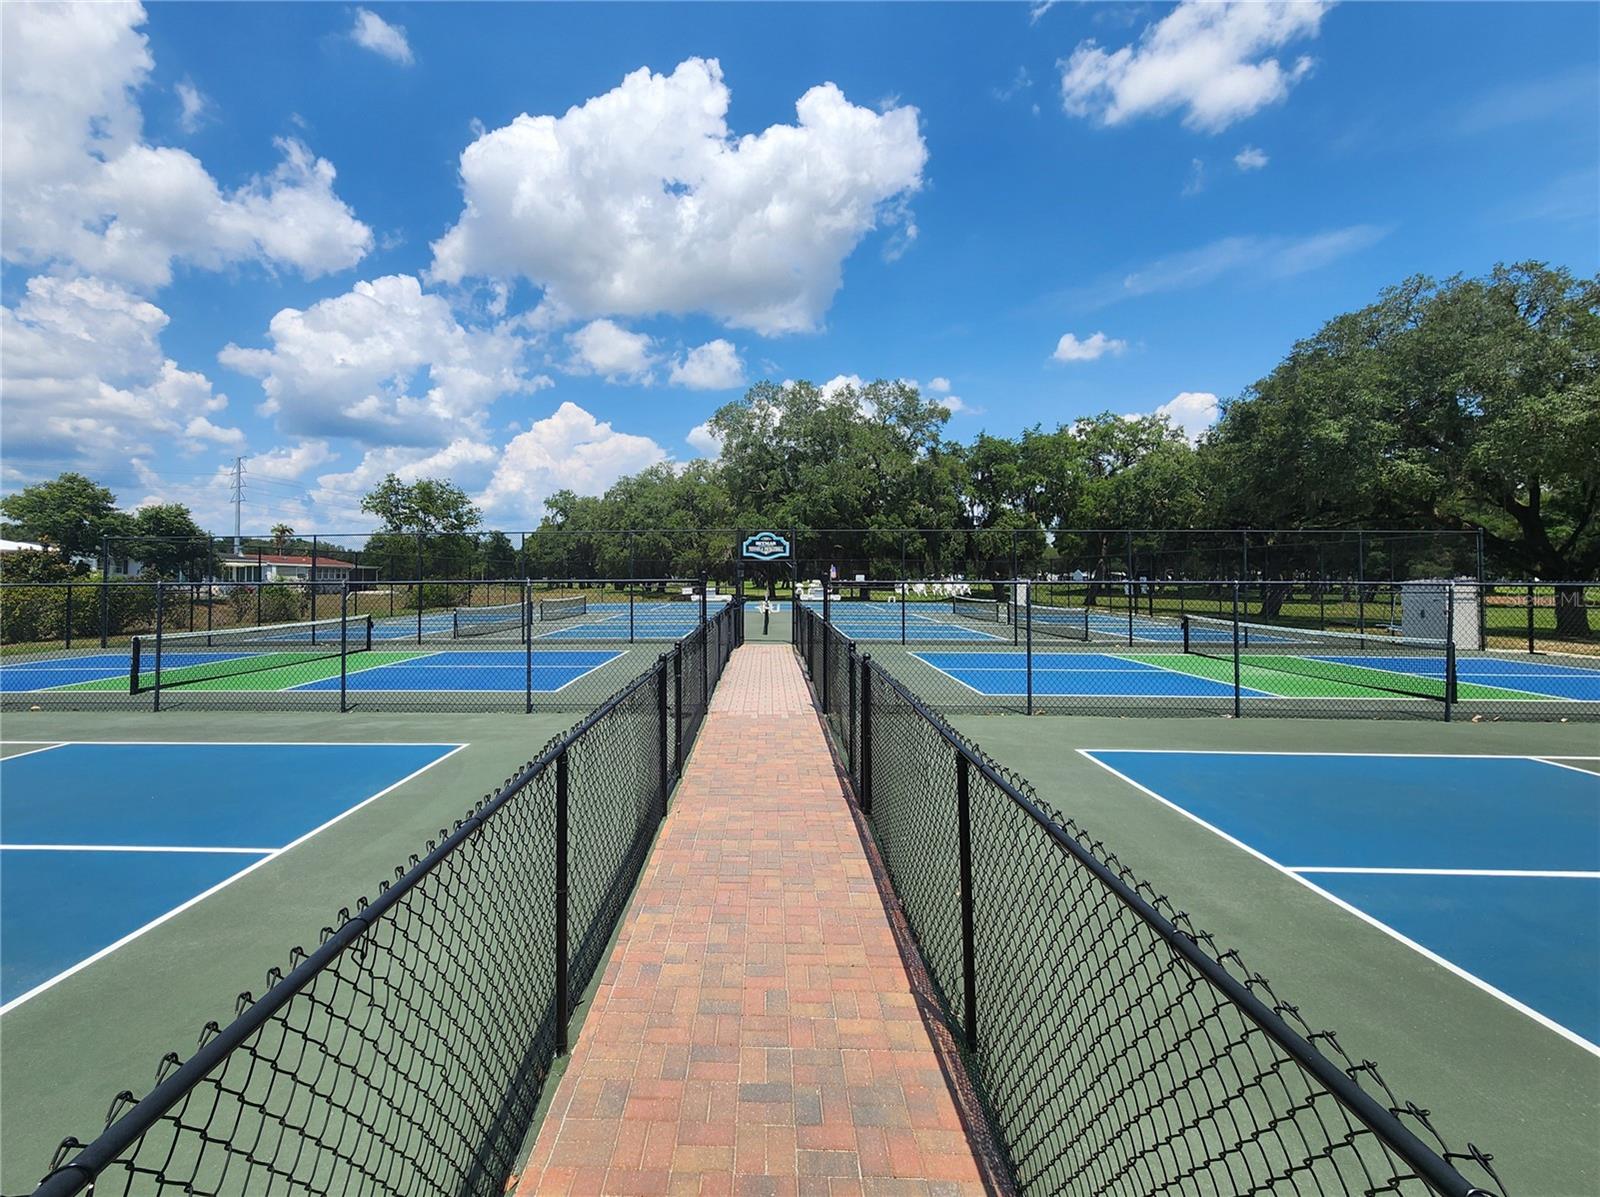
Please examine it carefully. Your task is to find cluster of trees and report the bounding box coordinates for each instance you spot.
[539,263,1598,585]
[0,474,209,579]
[3,262,1594,595]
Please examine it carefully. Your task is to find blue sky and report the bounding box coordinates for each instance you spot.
[2,1,1595,534]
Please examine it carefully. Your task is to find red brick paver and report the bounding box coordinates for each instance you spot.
[518,644,992,1196]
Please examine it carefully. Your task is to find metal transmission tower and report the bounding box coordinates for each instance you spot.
[230,456,247,554]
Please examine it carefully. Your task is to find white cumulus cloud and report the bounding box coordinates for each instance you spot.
[479,402,667,524]
[1059,1,1329,133]
[686,422,723,457]
[350,7,413,65]
[176,78,209,133]
[565,319,658,383]
[1154,391,1220,442]
[1234,144,1270,170]
[220,274,543,446]
[1052,331,1127,362]
[669,340,746,390]
[1,3,371,289]
[1,274,240,475]
[429,57,928,335]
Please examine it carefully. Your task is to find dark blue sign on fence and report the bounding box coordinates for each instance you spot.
[740,531,792,561]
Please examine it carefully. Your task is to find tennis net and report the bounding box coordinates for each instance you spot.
[1182,614,1456,701]
[1026,601,1089,640]
[131,615,374,693]
[952,595,1005,622]
[539,595,587,622]
[452,601,526,639]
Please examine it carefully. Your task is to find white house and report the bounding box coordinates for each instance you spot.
[219,554,357,587]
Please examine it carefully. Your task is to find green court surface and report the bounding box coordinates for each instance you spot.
[945,713,1600,1197]
[0,708,580,1194]
[67,650,432,691]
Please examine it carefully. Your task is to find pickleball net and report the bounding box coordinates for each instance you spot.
[952,595,1006,622]
[452,600,527,640]
[1181,613,1457,701]
[539,595,587,622]
[130,614,374,693]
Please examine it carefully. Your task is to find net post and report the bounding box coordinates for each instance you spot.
[1526,584,1535,653]
[673,642,684,775]
[1231,583,1242,719]
[339,587,349,714]
[65,582,73,650]
[153,581,165,713]
[1181,615,1192,654]
[1358,586,1366,648]
[899,580,907,645]
[1126,581,1135,647]
[657,654,670,818]
[1025,588,1034,717]
[129,636,142,694]
[956,751,978,1052]
[859,655,873,816]
[555,748,570,1055]
[629,583,636,644]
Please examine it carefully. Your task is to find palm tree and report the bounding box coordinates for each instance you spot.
[270,523,293,555]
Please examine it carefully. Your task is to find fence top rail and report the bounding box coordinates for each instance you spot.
[829,615,1496,1197]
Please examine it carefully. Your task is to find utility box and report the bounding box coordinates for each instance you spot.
[1401,581,1481,648]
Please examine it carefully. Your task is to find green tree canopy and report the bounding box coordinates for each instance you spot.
[0,472,119,560]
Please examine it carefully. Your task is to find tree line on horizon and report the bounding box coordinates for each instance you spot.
[4,262,1596,591]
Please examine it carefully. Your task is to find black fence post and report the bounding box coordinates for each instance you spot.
[1025,590,1034,717]
[525,581,535,714]
[956,751,979,1053]
[1012,579,1019,647]
[820,614,831,716]
[99,534,110,647]
[153,582,165,713]
[335,586,346,713]
[847,643,858,769]
[629,584,636,644]
[1231,582,1242,719]
[1443,588,1457,722]
[1526,584,1536,653]
[657,655,670,818]
[64,582,73,649]
[555,749,570,1055]
[899,580,907,645]
[673,643,684,776]
[859,656,873,816]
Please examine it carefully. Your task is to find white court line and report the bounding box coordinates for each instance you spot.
[1,844,276,855]
[0,741,469,1017]
[0,742,68,761]
[1076,748,1600,1056]
[1288,867,1600,879]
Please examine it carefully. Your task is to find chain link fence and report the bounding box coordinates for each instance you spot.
[23,608,742,1197]
[796,580,1598,722]
[1,580,740,714]
[795,607,1506,1197]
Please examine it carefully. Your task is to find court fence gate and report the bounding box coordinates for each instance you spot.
[25,600,743,1196]
[793,603,1506,1196]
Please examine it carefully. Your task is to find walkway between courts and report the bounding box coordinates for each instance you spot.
[517,643,997,1196]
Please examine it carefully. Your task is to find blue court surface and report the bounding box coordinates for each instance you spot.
[912,651,1273,697]
[912,649,1600,700]
[304,648,622,692]
[1082,750,1600,1049]
[0,741,463,1010]
[0,648,623,693]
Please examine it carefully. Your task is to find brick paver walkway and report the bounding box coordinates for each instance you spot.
[517,644,993,1196]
